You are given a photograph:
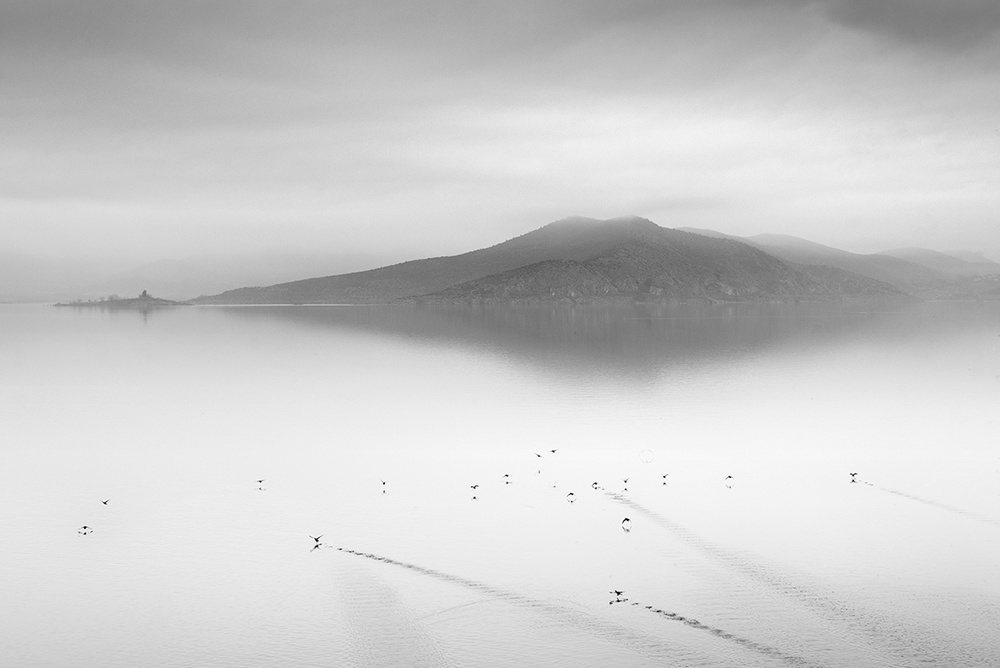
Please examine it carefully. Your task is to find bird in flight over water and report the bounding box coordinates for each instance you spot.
[621,517,632,532]
[100,499,110,505]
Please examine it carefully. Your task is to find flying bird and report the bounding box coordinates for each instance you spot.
[549,449,558,453]
[470,484,479,489]
[310,535,323,544]
[100,499,110,505]
[78,525,93,535]
[621,517,632,532]
[566,492,575,503]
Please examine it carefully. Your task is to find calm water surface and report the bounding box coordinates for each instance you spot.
[2,301,999,667]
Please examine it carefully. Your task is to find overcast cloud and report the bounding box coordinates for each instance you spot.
[2,0,998,266]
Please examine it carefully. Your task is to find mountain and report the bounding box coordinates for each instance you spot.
[744,234,945,292]
[944,250,997,265]
[677,228,1000,299]
[879,247,1000,278]
[195,216,678,304]
[420,224,901,303]
[197,217,904,305]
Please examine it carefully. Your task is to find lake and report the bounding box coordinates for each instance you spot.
[2,300,999,667]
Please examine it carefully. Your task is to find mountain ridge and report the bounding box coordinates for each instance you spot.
[195,217,905,305]
[677,227,1000,300]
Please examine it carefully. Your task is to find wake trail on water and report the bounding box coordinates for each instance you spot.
[869,483,1000,528]
[639,605,824,668]
[336,562,456,668]
[603,491,999,668]
[337,546,817,667]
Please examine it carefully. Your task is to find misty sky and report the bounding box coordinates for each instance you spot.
[3,0,999,266]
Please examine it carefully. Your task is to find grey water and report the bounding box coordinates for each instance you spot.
[2,301,999,667]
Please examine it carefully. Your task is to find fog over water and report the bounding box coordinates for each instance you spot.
[2,301,999,666]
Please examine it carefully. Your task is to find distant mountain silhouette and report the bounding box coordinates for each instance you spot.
[196,217,903,304]
[879,247,1000,278]
[944,249,997,265]
[678,228,1000,300]
[744,234,944,292]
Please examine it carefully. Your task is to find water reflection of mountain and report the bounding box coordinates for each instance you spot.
[205,299,991,380]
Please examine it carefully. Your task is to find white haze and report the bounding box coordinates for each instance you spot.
[1,0,998,282]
